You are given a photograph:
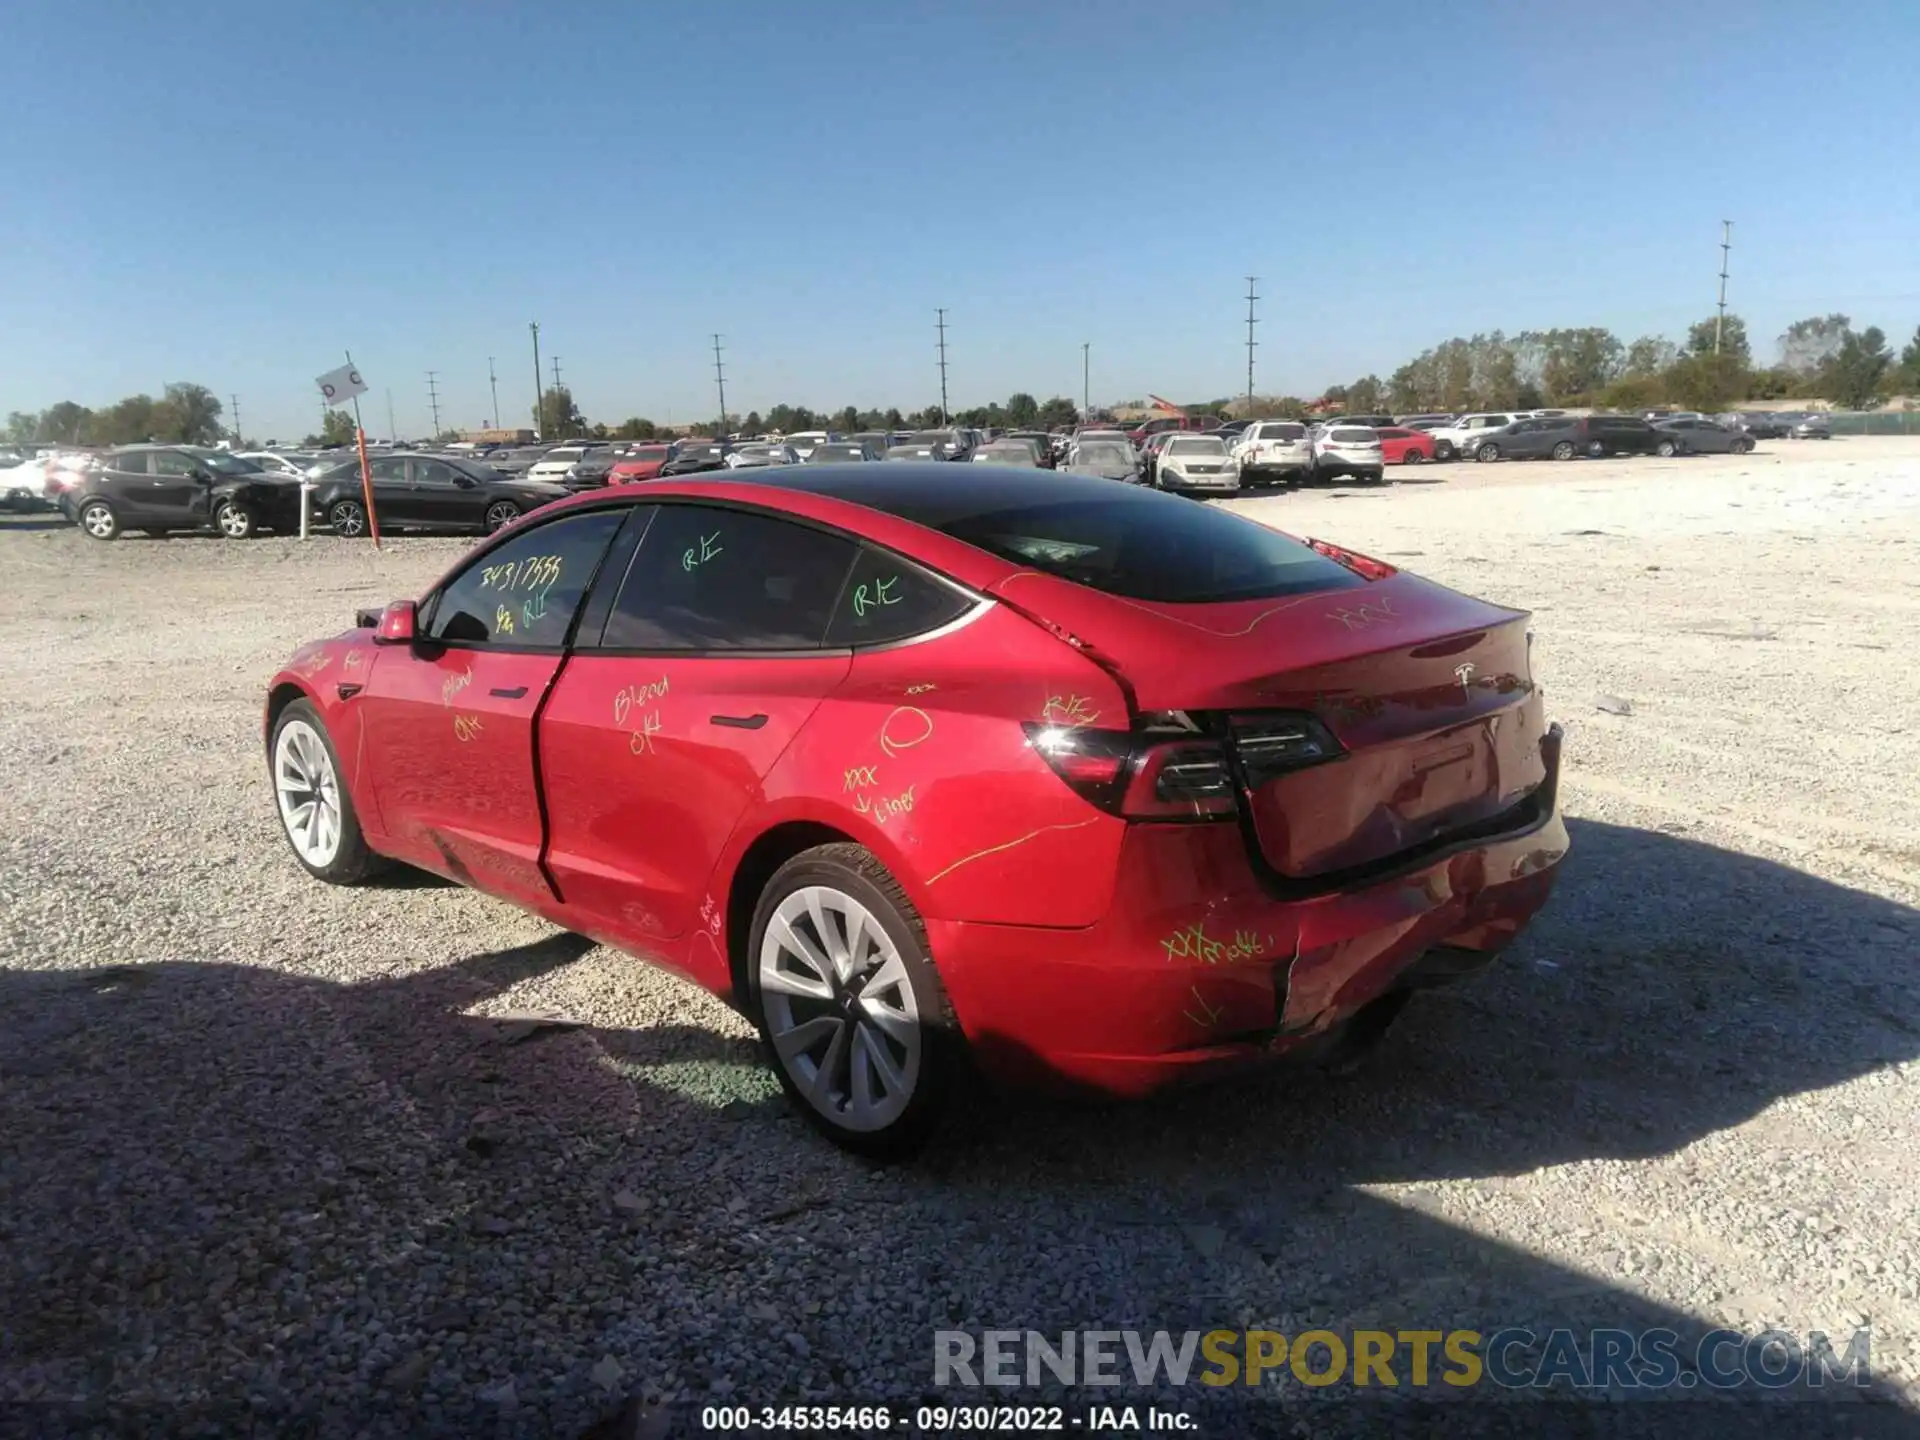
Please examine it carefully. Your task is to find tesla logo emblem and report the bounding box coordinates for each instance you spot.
[1454,663,1476,697]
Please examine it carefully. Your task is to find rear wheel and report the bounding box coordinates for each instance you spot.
[1586,441,1606,458]
[749,843,957,1158]
[1434,440,1455,462]
[79,500,119,541]
[1655,439,1678,458]
[1551,441,1576,461]
[1403,449,1426,465]
[328,499,367,538]
[216,500,257,539]
[1733,438,1754,454]
[1475,442,1501,462]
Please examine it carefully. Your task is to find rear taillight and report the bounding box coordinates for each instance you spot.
[1023,710,1343,821]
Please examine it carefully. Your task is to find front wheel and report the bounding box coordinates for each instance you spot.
[1403,449,1427,465]
[78,501,119,541]
[215,500,257,539]
[1733,438,1754,454]
[328,499,367,538]
[270,700,384,884]
[1475,443,1501,462]
[1655,439,1678,458]
[484,500,522,533]
[750,843,957,1158]
[1551,441,1576,461]
[1434,440,1455,462]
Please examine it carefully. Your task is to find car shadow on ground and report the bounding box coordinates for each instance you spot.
[1,821,1913,1437]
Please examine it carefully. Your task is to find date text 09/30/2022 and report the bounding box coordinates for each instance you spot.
[698,1403,1195,1433]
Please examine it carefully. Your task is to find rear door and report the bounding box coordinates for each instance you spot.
[539,501,858,953]
[410,457,477,529]
[364,455,415,523]
[355,506,628,906]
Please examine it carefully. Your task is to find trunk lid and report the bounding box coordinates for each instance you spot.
[987,565,1548,879]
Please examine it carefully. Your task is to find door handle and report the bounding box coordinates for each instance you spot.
[710,713,768,729]
[489,685,528,699]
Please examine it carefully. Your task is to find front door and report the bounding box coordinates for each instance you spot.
[355,505,628,908]
[540,501,858,960]
[149,449,213,525]
[409,457,479,530]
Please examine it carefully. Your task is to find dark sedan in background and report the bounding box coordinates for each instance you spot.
[307,453,568,537]
[62,445,303,541]
[1652,418,1757,456]
[657,442,733,477]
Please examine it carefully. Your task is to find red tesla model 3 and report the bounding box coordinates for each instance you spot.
[264,464,1567,1154]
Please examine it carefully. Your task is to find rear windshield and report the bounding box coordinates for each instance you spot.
[1329,428,1377,443]
[1258,423,1306,440]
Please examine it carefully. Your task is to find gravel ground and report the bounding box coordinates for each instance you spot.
[2,439,1917,1437]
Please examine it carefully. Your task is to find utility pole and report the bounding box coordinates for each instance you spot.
[1082,343,1091,420]
[529,322,543,437]
[386,389,397,443]
[229,394,241,448]
[548,356,565,437]
[1714,221,1733,356]
[1245,276,1260,411]
[711,334,728,438]
[487,357,500,429]
[425,371,442,438]
[935,308,949,424]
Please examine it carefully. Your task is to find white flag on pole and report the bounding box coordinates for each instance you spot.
[316,363,369,407]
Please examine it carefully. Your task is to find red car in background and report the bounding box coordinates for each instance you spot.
[607,443,676,483]
[264,465,1567,1155]
[1375,427,1437,465]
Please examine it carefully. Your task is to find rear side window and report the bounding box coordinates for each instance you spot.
[602,504,855,650]
[113,451,152,476]
[825,546,974,647]
[428,509,625,647]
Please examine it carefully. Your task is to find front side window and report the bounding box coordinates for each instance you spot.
[427,508,626,647]
[412,459,461,487]
[152,450,200,477]
[369,456,408,483]
[601,504,855,651]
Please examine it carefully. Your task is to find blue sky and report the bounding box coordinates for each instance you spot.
[6,0,1919,440]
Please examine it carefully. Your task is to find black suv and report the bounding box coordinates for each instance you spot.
[62,446,303,541]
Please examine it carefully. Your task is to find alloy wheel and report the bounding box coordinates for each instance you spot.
[485,501,520,532]
[274,719,342,868]
[1552,442,1575,461]
[758,885,921,1134]
[217,503,253,538]
[330,502,365,537]
[80,503,116,539]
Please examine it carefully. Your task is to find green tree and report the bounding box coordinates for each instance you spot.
[148,383,224,444]
[614,417,657,440]
[1624,335,1678,376]
[835,405,861,432]
[742,410,763,434]
[883,407,905,429]
[1686,315,1751,363]
[1820,326,1892,410]
[1662,353,1746,412]
[1005,392,1039,428]
[4,411,36,444]
[1778,314,1851,376]
[539,385,583,438]
[315,409,358,446]
[1595,374,1665,411]
[1895,327,1920,394]
[1345,376,1385,413]
[38,401,94,443]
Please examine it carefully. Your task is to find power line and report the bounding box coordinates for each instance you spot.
[229,394,241,447]
[529,322,542,437]
[1715,221,1734,356]
[487,357,500,430]
[711,334,728,438]
[935,308,949,424]
[425,371,442,438]
[549,356,564,437]
[386,389,397,443]
[1082,342,1090,420]
[1245,276,1260,410]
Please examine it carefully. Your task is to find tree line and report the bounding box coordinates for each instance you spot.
[542,388,1086,442]
[1230,313,1920,421]
[4,384,228,448]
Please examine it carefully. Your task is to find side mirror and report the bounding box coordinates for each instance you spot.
[453,475,476,489]
[375,600,416,645]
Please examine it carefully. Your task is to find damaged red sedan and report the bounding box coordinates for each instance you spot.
[264,465,1566,1155]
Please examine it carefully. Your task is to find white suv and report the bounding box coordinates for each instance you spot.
[1231,421,1313,486]
[1428,413,1526,462]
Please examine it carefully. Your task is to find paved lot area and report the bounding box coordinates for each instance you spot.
[2,440,1917,1435]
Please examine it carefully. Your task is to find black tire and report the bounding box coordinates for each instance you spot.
[1655,439,1677,458]
[1551,441,1576,461]
[268,699,385,885]
[1733,438,1754,455]
[328,498,368,538]
[747,842,958,1158]
[1403,449,1426,465]
[78,499,119,541]
[1475,443,1501,463]
[1434,440,1455,462]
[484,500,522,533]
[1586,441,1606,458]
[215,499,257,539]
